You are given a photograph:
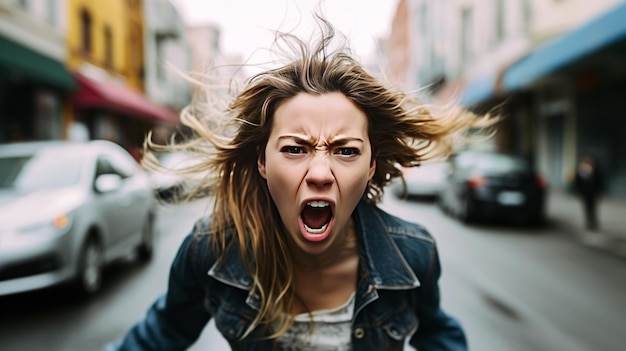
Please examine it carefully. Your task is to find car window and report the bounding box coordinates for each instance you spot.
[95,144,139,179]
[104,145,139,178]
[0,157,30,187]
[473,154,529,173]
[95,157,120,177]
[0,149,83,190]
[454,151,481,169]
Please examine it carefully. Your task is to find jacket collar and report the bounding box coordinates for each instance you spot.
[353,200,420,289]
[208,200,420,293]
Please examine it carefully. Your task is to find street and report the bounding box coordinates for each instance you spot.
[1,193,625,351]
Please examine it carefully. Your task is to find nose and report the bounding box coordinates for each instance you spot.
[305,153,334,188]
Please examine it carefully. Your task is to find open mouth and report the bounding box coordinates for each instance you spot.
[300,200,334,242]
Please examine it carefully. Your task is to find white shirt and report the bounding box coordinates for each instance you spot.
[275,292,356,351]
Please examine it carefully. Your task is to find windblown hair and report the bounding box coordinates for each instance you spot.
[142,16,493,340]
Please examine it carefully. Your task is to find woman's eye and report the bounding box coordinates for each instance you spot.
[281,146,305,154]
[335,148,359,156]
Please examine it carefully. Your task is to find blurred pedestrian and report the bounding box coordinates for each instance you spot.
[106,15,493,351]
[574,156,605,231]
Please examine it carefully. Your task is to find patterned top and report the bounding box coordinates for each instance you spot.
[275,292,356,350]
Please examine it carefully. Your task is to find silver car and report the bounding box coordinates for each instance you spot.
[0,140,156,297]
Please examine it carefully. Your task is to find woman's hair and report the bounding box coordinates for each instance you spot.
[142,15,493,339]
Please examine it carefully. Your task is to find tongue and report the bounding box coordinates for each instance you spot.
[301,206,332,229]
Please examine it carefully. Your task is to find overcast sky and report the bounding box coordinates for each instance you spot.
[170,0,398,62]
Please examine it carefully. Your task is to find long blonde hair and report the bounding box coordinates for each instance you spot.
[143,16,493,339]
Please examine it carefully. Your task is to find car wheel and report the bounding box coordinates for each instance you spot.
[527,213,545,227]
[136,212,155,263]
[458,195,474,224]
[76,236,103,296]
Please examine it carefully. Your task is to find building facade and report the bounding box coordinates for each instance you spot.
[143,0,191,143]
[143,0,190,112]
[66,0,178,156]
[388,0,626,199]
[0,0,74,143]
[185,24,245,110]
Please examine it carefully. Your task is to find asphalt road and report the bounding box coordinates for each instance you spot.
[1,193,625,350]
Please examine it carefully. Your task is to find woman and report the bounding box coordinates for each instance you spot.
[110,17,490,351]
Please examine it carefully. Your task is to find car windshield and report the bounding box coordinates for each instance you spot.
[0,148,83,190]
[473,154,530,173]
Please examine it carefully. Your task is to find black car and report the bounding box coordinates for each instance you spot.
[438,151,547,225]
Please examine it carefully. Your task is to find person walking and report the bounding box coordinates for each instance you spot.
[574,156,605,231]
[106,14,493,351]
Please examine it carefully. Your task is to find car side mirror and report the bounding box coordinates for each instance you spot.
[95,173,123,193]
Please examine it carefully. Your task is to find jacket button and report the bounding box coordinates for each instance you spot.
[353,328,365,339]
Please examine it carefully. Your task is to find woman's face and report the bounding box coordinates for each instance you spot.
[258,92,375,256]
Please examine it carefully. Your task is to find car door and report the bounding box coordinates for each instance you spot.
[104,144,152,243]
[448,151,479,212]
[93,153,134,249]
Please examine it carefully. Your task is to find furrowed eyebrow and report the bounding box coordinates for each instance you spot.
[277,134,365,146]
[328,137,365,146]
[278,135,315,146]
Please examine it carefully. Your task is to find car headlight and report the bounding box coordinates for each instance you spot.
[18,214,72,236]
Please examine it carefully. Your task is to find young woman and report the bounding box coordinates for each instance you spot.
[110,17,490,351]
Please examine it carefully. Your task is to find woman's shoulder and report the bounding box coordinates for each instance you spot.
[369,204,435,245]
[177,217,235,269]
[361,204,440,283]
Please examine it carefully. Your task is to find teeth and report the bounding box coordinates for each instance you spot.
[305,223,328,234]
[307,200,330,208]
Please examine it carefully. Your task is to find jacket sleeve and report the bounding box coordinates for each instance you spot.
[107,229,212,351]
[409,242,467,351]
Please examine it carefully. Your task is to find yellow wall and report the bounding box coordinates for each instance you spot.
[66,0,144,91]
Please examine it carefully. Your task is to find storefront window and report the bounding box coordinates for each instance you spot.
[81,9,92,54]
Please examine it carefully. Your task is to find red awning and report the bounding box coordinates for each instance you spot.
[72,73,179,125]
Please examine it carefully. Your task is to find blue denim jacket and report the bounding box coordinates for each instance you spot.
[110,201,467,350]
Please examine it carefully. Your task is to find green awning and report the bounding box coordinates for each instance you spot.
[0,37,76,92]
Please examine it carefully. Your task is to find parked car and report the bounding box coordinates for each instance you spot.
[438,151,547,225]
[147,151,212,201]
[391,161,449,200]
[147,151,190,200]
[0,140,156,297]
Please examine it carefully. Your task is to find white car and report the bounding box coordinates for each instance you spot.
[0,140,156,297]
[391,161,450,199]
[147,151,211,200]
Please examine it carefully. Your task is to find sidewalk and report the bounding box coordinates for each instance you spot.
[548,191,626,259]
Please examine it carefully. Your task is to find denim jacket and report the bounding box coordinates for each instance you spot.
[110,201,467,350]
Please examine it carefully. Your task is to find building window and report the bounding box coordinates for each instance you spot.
[460,6,473,66]
[156,35,166,81]
[130,30,141,74]
[494,0,505,44]
[210,27,220,51]
[420,2,429,35]
[46,0,56,26]
[522,0,532,35]
[104,26,113,68]
[125,25,145,82]
[80,9,92,54]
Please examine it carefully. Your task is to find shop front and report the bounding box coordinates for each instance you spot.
[0,37,76,143]
[500,3,626,199]
[71,73,179,160]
